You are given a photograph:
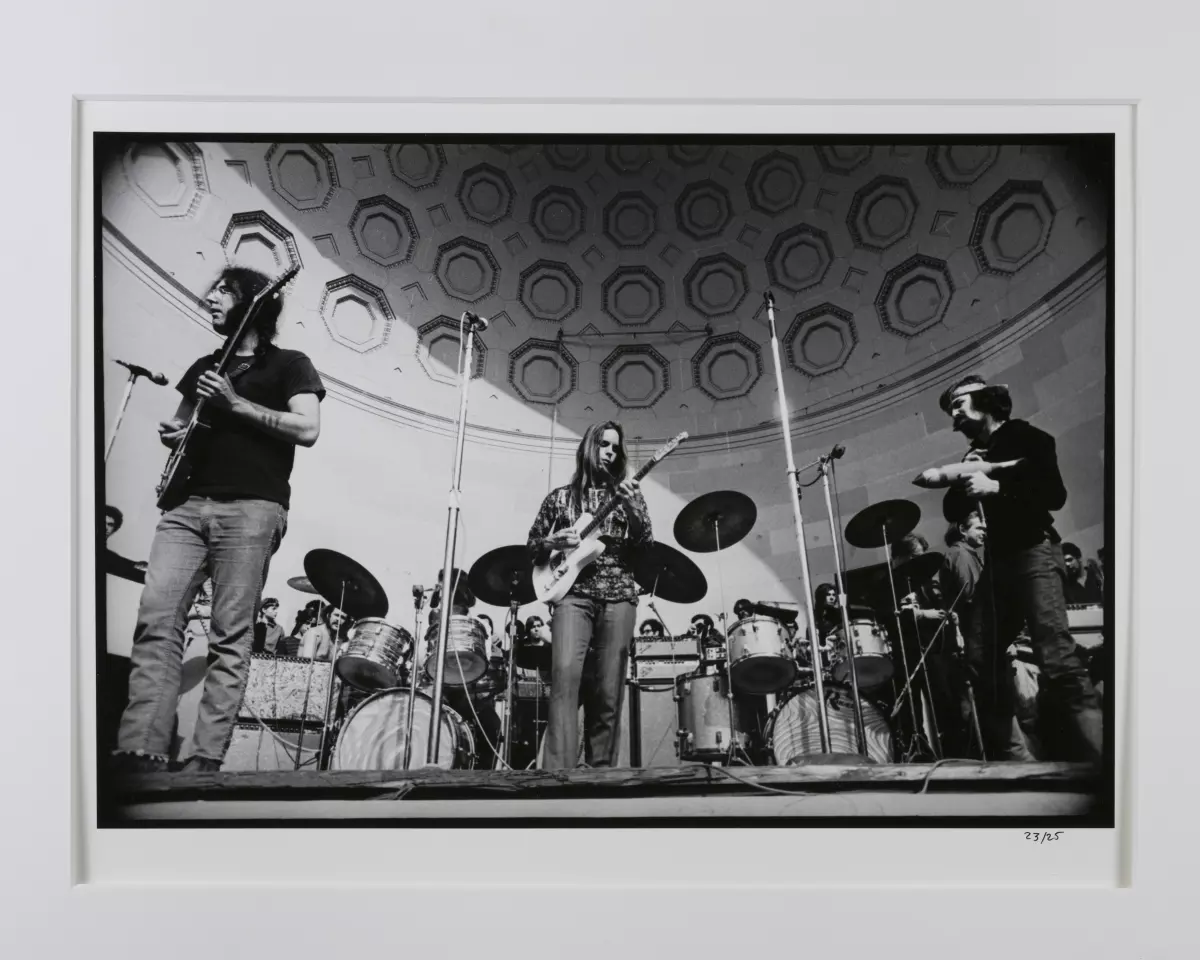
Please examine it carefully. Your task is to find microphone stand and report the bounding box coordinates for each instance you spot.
[427,313,485,763]
[402,589,426,770]
[105,365,149,462]
[501,574,521,769]
[763,292,831,754]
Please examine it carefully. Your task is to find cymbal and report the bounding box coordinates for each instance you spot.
[286,576,319,595]
[468,545,536,607]
[894,551,945,583]
[633,542,708,604]
[302,549,389,620]
[673,491,757,553]
[844,500,920,549]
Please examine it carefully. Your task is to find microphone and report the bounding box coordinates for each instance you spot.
[462,311,490,331]
[824,443,846,462]
[763,290,776,309]
[114,359,168,386]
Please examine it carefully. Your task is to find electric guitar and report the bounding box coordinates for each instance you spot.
[531,431,687,604]
[155,265,300,510]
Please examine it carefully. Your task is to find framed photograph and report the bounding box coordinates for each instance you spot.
[6,2,1192,956]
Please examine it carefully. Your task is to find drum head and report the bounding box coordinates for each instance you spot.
[336,656,398,691]
[331,689,466,770]
[730,655,797,695]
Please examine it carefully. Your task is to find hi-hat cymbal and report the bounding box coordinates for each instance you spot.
[633,542,708,604]
[844,500,920,549]
[303,549,389,620]
[468,545,536,608]
[286,576,319,595]
[894,551,945,584]
[674,491,757,553]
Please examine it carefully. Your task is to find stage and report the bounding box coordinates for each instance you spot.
[102,760,1103,822]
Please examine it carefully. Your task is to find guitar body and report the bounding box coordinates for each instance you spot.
[531,513,608,604]
[155,420,209,511]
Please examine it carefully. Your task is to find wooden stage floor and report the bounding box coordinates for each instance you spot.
[102,761,1106,822]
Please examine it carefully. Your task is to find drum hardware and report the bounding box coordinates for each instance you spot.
[843,499,933,758]
[895,554,950,761]
[766,683,893,766]
[673,670,756,765]
[423,615,489,687]
[332,688,476,771]
[401,584,427,770]
[674,488,759,765]
[338,618,413,690]
[726,615,798,694]
[427,312,490,765]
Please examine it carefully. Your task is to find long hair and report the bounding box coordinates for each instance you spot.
[569,420,627,512]
[214,266,283,352]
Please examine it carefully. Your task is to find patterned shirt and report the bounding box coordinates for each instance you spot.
[527,483,654,602]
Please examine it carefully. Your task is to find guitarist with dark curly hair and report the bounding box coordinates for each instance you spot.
[113,266,325,773]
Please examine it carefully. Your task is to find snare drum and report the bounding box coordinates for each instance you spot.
[727,616,798,694]
[674,670,756,762]
[424,615,489,686]
[331,688,475,770]
[766,684,893,765]
[828,618,893,689]
[337,618,413,690]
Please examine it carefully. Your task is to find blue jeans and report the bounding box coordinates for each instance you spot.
[968,539,1102,762]
[116,497,287,763]
[545,596,636,770]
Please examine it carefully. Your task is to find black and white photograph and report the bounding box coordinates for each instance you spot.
[92,134,1115,826]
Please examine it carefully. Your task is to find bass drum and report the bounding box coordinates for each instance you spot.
[331,689,475,770]
[766,684,894,765]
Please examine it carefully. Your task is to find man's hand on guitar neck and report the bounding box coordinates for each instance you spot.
[616,478,641,501]
[158,419,187,449]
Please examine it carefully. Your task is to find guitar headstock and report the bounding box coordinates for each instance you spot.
[651,431,688,462]
[253,264,301,306]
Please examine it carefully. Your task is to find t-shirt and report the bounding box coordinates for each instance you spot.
[176,344,326,508]
[942,419,1066,554]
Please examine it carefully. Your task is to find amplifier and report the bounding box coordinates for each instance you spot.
[1067,603,1105,651]
[221,721,323,771]
[633,636,701,660]
[634,657,699,683]
[239,654,332,723]
[515,678,552,700]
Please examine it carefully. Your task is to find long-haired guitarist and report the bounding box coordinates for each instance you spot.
[526,421,653,769]
[112,266,325,773]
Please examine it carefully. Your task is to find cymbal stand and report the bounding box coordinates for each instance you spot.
[707,517,745,767]
[501,574,521,769]
[879,540,931,760]
[427,312,486,764]
[815,457,868,756]
[402,587,427,770]
[904,576,943,760]
[763,291,830,752]
[316,584,345,770]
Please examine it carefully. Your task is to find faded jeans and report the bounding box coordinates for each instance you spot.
[965,539,1102,763]
[545,596,636,770]
[116,497,287,763]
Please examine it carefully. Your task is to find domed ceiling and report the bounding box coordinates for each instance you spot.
[104,139,1108,450]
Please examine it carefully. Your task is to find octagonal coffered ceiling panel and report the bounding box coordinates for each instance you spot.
[667,144,714,167]
[123,142,208,219]
[970,180,1056,275]
[319,275,394,353]
[928,145,999,188]
[220,210,301,274]
[816,144,872,174]
[784,304,857,376]
[434,236,500,303]
[601,345,670,409]
[416,315,487,385]
[683,253,749,318]
[349,195,419,268]
[601,265,666,327]
[520,260,582,322]
[387,143,446,189]
[265,143,338,212]
[765,224,833,294]
[530,186,586,244]
[603,191,658,249]
[746,150,805,216]
[457,163,515,224]
[543,143,592,171]
[692,332,763,401]
[875,255,955,338]
[847,176,918,251]
[606,144,653,175]
[675,180,732,240]
[508,338,579,405]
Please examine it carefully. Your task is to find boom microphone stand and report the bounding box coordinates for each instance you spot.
[427,312,487,763]
[763,291,831,753]
[105,361,167,462]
